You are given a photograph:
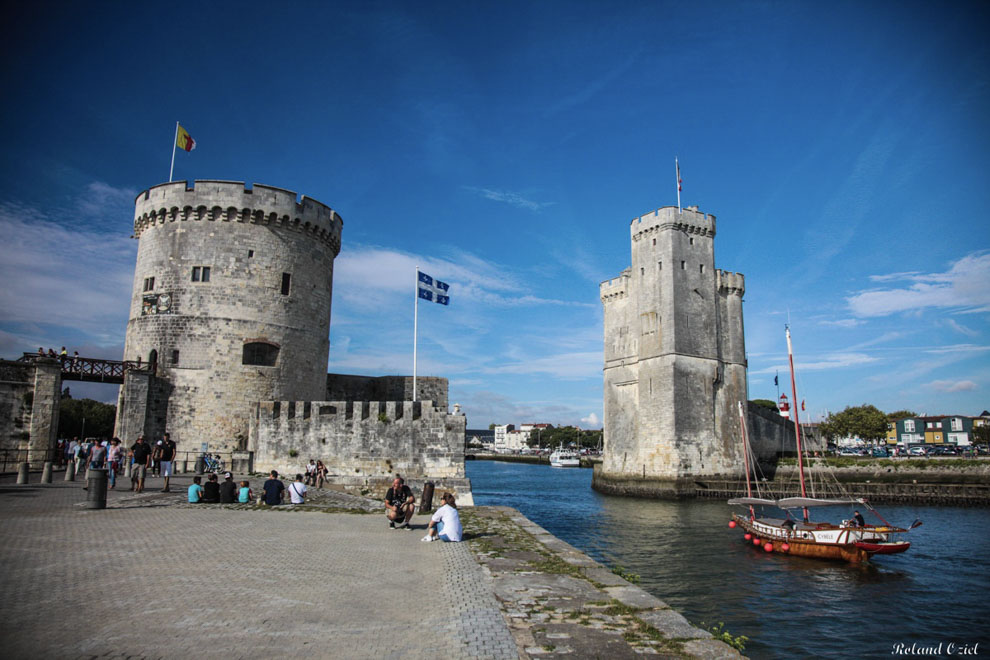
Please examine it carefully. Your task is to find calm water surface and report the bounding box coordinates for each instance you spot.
[466,460,990,659]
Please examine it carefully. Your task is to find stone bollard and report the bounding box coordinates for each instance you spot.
[87,468,109,509]
[64,461,75,481]
[42,461,53,484]
[17,462,30,484]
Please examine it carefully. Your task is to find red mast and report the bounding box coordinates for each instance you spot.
[786,325,809,522]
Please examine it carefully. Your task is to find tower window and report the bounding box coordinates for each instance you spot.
[652,238,656,246]
[281,272,291,295]
[681,261,685,270]
[143,277,155,292]
[690,237,694,245]
[170,349,179,365]
[640,267,644,276]
[242,342,279,367]
[699,264,705,273]
[248,250,254,258]
[658,261,662,270]
[192,266,211,282]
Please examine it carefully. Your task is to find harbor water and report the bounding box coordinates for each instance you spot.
[466,460,990,659]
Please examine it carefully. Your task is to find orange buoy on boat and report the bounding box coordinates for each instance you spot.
[729,520,737,528]
[781,543,790,552]
[744,533,751,540]
[764,542,773,552]
[753,537,761,546]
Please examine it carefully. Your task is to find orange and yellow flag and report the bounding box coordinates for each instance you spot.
[176,124,196,152]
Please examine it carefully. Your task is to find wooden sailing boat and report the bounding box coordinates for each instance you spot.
[728,326,918,563]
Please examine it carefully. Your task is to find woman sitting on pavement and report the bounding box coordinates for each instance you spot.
[421,492,463,543]
[315,460,328,489]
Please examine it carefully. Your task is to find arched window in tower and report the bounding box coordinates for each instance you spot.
[242,341,279,367]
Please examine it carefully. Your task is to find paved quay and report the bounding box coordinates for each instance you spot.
[0,471,741,659]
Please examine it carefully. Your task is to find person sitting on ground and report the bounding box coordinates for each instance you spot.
[262,470,285,505]
[421,492,463,543]
[188,476,204,503]
[315,460,328,489]
[851,510,866,527]
[288,473,307,505]
[384,475,415,530]
[202,473,221,503]
[304,460,317,486]
[237,480,253,504]
[219,472,237,503]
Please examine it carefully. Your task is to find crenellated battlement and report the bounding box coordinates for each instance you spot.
[600,269,630,303]
[717,270,745,296]
[133,180,342,255]
[630,205,715,242]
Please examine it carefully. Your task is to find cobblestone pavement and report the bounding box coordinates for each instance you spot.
[0,473,517,660]
[1,471,742,659]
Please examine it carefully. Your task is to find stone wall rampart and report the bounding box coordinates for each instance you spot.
[134,180,342,254]
[251,399,466,481]
[629,206,715,240]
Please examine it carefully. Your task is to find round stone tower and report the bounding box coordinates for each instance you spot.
[121,180,342,451]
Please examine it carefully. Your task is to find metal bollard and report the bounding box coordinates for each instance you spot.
[420,481,435,513]
[195,455,205,475]
[86,468,109,509]
[42,461,53,484]
[16,462,30,484]
[64,461,75,481]
[125,461,132,479]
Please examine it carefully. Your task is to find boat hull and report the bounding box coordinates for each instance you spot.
[732,514,906,563]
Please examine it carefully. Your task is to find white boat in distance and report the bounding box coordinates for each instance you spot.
[549,447,580,467]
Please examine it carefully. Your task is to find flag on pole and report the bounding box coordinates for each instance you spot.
[676,159,682,192]
[417,271,450,305]
[774,372,778,387]
[176,124,196,152]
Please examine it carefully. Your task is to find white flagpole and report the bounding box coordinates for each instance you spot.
[413,266,419,402]
[676,157,681,214]
[169,121,179,182]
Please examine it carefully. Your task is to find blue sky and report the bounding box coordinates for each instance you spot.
[1,1,988,428]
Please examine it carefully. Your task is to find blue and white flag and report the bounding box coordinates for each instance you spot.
[418,271,450,305]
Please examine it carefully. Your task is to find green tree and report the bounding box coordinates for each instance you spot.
[819,404,888,443]
[750,399,779,413]
[886,410,917,421]
[58,398,117,439]
[972,425,990,446]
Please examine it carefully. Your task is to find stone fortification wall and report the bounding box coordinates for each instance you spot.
[0,361,33,452]
[325,374,448,410]
[249,398,468,496]
[118,180,342,451]
[0,359,61,464]
[596,205,749,497]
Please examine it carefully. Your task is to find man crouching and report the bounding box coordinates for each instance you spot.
[384,475,415,530]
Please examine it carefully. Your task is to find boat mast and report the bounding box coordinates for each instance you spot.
[737,401,755,520]
[786,325,809,522]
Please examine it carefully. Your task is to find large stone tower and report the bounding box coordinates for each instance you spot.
[116,180,342,451]
[593,205,747,497]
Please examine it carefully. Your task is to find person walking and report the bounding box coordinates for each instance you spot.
[159,433,177,492]
[106,438,122,489]
[129,436,152,493]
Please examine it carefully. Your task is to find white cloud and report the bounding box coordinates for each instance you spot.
[581,412,600,427]
[483,350,602,380]
[847,252,990,317]
[820,319,864,328]
[944,319,979,338]
[927,379,978,393]
[0,188,137,342]
[752,352,880,375]
[462,186,554,212]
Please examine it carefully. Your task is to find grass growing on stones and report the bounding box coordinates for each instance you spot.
[601,599,644,617]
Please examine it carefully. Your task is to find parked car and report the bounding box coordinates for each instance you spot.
[931,445,958,456]
[871,448,889,457]
[909,446,928,456]
[838,448,861,457]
